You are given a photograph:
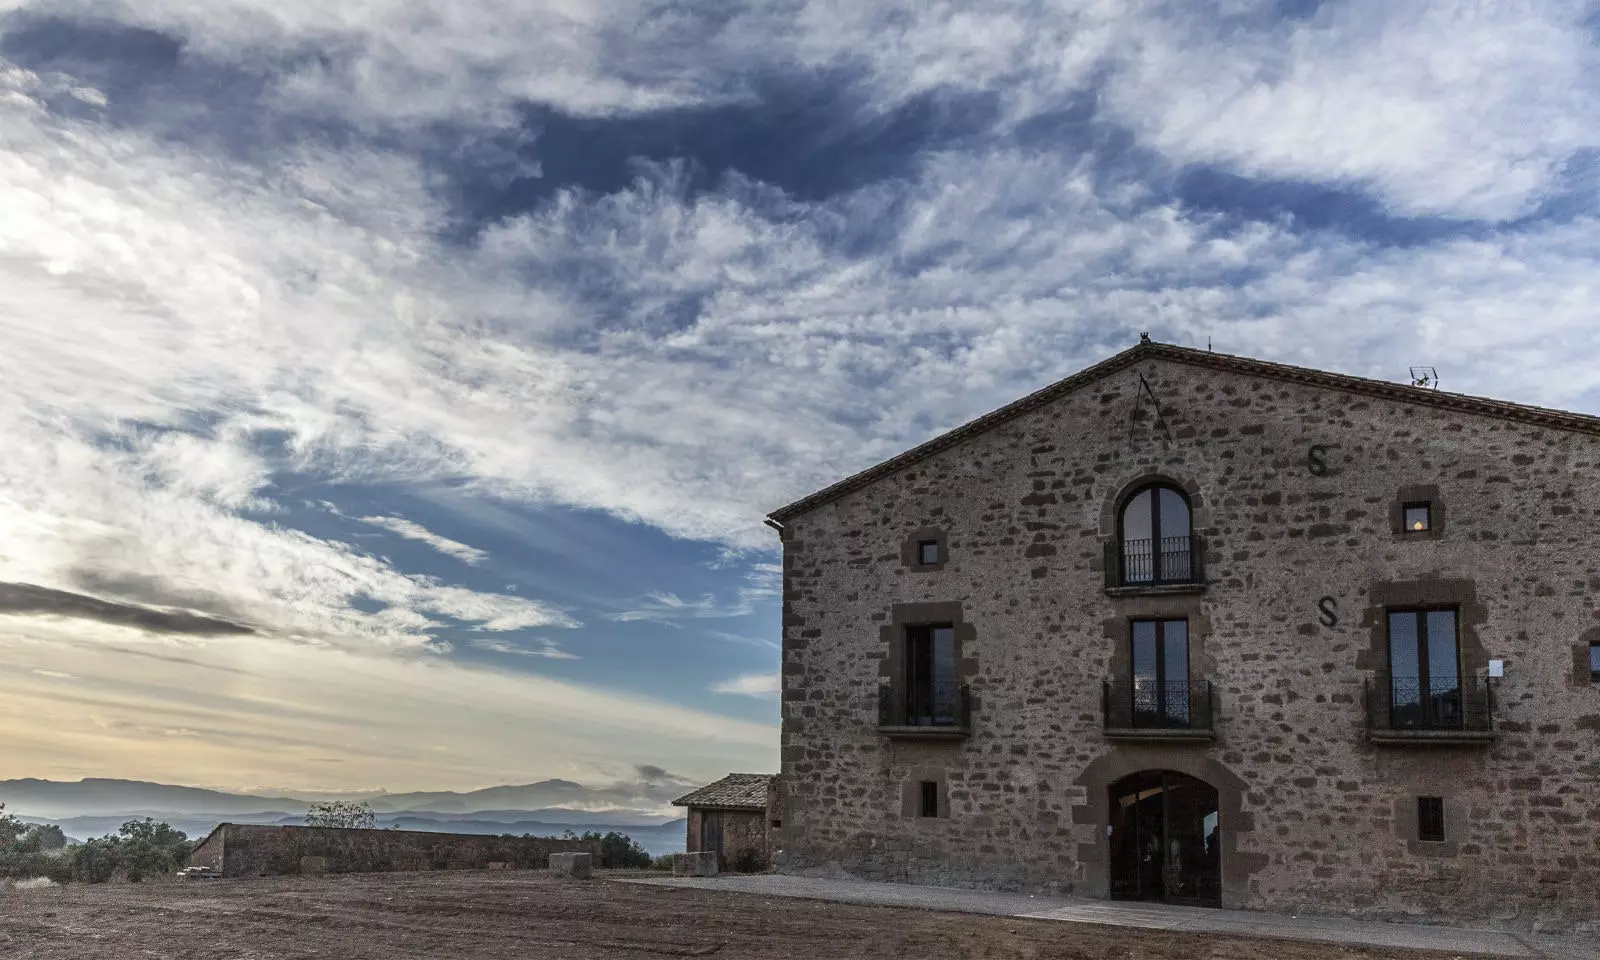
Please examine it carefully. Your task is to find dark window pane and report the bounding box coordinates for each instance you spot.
[1122,490,1153,542]
[1418,797,1445,842]
[1157,487,1190,540]
[919,781,939,818]
[918,540,939,565]
[931,626,956,685]
[1590,643,1599,681]
[1121,490,1153,582]
[1163,621,1190,724]
[1388,612,1421,682]
[1132,621,1159,679]
[1404,503,1431,532]
[1426,610,1460,687]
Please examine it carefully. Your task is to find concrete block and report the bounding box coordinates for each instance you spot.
[673,851,719,877]
[549,852,592,879]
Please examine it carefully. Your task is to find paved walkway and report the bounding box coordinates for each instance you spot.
[620,874,1599,959]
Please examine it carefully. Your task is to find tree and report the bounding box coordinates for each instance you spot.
[115,818,192,881]
[305,800,376,829]
[17,824,67,853]
[0,804,25,847]
[563,830,651,869]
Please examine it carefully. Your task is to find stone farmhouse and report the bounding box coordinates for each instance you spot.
[764,338,1600,929]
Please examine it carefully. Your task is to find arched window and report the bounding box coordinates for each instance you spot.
[1118,484,1193,584]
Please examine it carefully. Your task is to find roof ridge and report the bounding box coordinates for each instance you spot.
[767,340,1600,523]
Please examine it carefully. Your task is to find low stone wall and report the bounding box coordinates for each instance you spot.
[191,824,599,878]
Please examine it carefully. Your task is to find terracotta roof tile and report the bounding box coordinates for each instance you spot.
[672,773,772,810]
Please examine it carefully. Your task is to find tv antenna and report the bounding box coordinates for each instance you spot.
[1409,366,1440,390]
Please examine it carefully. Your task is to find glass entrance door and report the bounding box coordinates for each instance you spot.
[1109,771,1220,906]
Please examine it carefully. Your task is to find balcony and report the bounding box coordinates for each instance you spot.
[1102,680,1215,742]
[1365,675,1497,745]
[877,681,971,740]
[1103,535,1206,594]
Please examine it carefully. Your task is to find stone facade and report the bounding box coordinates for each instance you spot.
[769,342,1600,932]
[188,824,597,878]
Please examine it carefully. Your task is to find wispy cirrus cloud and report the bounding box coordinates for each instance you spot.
[358,515,489,565]
[468,637,578,660]
[712,672,779,698]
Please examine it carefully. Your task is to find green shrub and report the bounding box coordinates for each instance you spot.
[558,830,653,869]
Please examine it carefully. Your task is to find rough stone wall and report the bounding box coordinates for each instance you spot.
[686,808,772,871]
[777,355,1600,931]
[196,824,597,878]
[188,825,225,871]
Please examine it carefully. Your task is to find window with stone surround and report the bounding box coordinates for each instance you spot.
[1117,483,1194,584]
[1386,609,1462,730]
[918,781,939,818]
[1417,797,1445,842]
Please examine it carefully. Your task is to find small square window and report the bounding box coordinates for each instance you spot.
[770,819,782,829]
[1417,796,1445,842]
[917,540,940,565]
[1590,642,1600,682]
[918,781,939,818]
[1402,503,1432,533]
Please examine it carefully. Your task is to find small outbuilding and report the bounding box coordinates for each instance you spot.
[672,773,777,872]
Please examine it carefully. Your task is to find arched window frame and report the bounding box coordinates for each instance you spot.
[1115,482,1196,586]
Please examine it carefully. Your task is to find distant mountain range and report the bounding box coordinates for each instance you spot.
[0,777,689,820]
[0,778,691,856]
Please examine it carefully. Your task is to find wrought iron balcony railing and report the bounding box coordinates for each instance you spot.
[1365,674,1496,740]
[877,681,970,736]
[1102,679,1214,736]
[1104,535,1205,589]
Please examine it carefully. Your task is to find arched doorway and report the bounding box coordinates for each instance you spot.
[1108,770,1220,906]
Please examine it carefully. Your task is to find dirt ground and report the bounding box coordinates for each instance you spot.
[0,870,1472,960]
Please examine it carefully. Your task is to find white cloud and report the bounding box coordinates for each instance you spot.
[0,617,773,790]
[468,637,578,660]
[357,515,489,565]
[1102,1,1600,221]
[609,591,753,625]
[712,672,780,698]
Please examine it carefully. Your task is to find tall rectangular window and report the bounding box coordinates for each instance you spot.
[1387,609,1461,729]
[905,625,957,726]
[1130,619,1190,726]
[918,781,939,818]
[1590,642,1600,683]
[1417,797,1445,842]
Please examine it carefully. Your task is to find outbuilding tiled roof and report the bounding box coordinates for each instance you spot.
[672,773,772,810]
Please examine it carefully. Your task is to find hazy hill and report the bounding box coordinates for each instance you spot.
[0,778,689,820]
[16,812,689,856]
[0,778,310,818]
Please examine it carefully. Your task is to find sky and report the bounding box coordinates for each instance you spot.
[1,0,1599,796]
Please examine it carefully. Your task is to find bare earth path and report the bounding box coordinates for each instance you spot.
[0,870,1523,960]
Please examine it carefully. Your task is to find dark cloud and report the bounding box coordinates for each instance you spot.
[0,582,254,636]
